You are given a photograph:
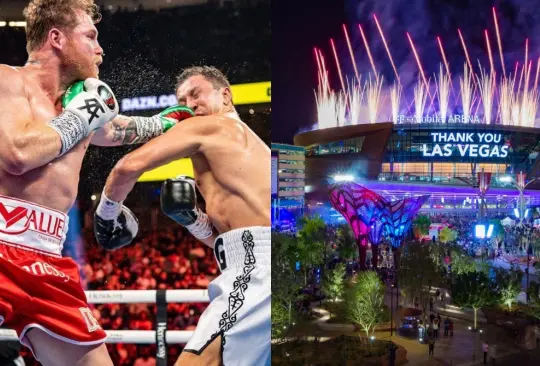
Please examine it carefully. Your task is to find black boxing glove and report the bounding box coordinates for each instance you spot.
[94,192,139,250]
[160,176,213,240]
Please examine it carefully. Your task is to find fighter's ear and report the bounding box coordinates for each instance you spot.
[48,27,68,51]
[221,87,233,106]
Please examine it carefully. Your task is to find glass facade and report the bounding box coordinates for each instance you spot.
[381,124,540,186]
[306,136,365,156]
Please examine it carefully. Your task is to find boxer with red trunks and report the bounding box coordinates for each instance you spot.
[0,1,193,365]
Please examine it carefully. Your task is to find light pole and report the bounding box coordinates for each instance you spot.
[526,225,534,303]
[455,168,492,222]
[390,281,394,337]
[513,171,536,224]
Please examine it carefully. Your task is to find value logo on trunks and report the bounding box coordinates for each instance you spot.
[215,238,227,271]
[0,203,65,239]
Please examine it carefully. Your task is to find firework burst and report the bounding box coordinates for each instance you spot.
[477,64,496,124]
[390,82,402,123]
[435,64,451,123]
[348,78,364,125]
[499,77,515,125]
[366,74,384,123]
[459,63,474,123]
[414,77,428,123]
[313,12,540,128]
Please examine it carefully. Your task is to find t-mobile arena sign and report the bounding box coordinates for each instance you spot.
[422,132,509,158]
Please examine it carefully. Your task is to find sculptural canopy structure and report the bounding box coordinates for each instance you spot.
[329,182,429,269]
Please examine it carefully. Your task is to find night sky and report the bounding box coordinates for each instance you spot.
[272,0,540,144]
[272,0,345,144]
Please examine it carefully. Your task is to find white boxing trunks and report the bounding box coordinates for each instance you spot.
[183,226,270,366]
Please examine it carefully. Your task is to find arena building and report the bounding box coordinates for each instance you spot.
[294,121,540,219]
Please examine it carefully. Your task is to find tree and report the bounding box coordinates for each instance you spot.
[346,271,385,340]
[335,224,357,263]
[452,271,496,330]
[399,243,442,323]
[271,233,302,338]
[495,266,523,310]
[439,227,457,243]
[413,214,431,239]
[450,245,476,275]
[297,216,326,285]
[429,241,449,272]
[322,263,346,302]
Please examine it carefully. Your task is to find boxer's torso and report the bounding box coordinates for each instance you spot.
[191,117,270,234]
[0,65,91,213]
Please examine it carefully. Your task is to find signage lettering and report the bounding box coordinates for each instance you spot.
[422,132,508,158]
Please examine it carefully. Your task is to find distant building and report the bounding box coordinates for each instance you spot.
[271,143,306,228]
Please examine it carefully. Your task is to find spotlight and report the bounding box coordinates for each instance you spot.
[333,174,354,182]
[468,326,472,330]
[91,194,97,201]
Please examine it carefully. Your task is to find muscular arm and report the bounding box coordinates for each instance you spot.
[0,66,62,175]
[91,105,193,147]
[91,115,144,146]
[103,115,242,201]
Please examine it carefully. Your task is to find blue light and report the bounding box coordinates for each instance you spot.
[486,224,494,238]
[475,224,486,239]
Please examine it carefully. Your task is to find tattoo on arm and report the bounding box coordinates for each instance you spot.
[111,117,140,145]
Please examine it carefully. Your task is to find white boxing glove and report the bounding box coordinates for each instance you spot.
[48,78,119,156]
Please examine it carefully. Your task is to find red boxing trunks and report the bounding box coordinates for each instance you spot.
[0,195,106,359]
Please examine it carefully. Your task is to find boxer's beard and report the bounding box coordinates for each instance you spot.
[63,41,97,80]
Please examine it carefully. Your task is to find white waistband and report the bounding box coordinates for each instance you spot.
[214,226,270,270]
[0,195,68,257]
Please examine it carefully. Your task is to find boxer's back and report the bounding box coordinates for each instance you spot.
[191,116,270,233]
[0,65,90,213]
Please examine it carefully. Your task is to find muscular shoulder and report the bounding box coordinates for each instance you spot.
[181,114,246,143]
[0,65,26,98]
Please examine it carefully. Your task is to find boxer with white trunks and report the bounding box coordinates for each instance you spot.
[94,66,271,366]
[0,1,193,364]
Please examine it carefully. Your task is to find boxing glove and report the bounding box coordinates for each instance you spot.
[160,176,213,240]
[49,79,119,156]
[94,193,139,250]
[130,105,194,143]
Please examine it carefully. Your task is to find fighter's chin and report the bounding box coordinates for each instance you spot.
[80,67,99,80]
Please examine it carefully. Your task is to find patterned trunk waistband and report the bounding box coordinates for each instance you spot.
[213,226,270,271]
[0,195,69,257]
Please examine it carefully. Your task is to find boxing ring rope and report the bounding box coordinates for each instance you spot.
[0,289,210,365]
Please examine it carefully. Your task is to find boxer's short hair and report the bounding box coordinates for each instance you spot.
[176,66,231,91]
[23,0,101,53]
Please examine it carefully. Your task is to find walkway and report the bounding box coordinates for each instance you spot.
[302,287,522,366]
